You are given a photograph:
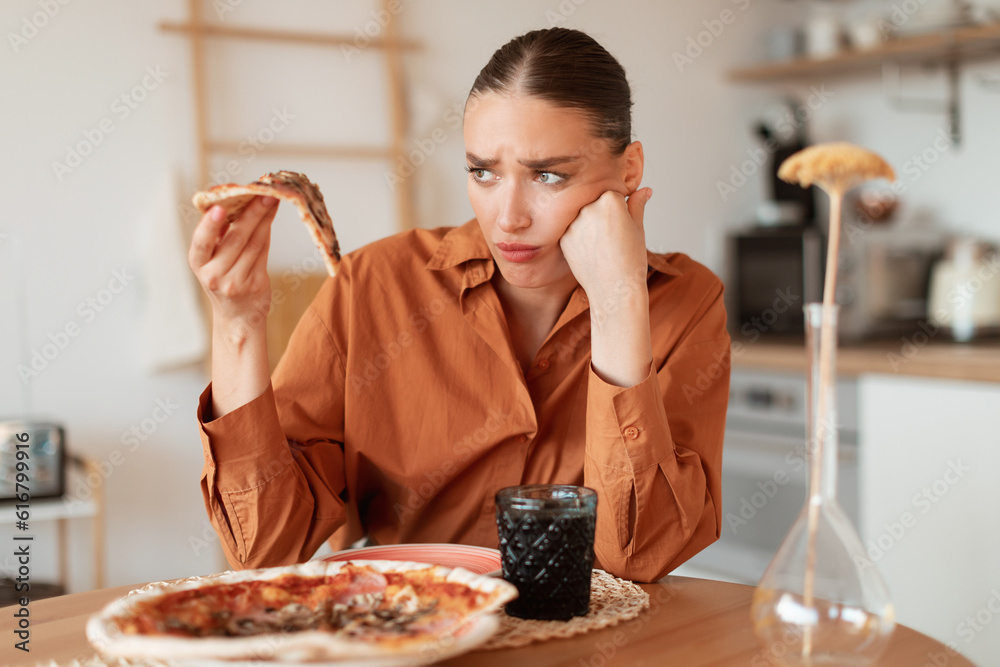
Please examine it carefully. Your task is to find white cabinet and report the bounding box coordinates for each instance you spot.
[858,374,1000,666]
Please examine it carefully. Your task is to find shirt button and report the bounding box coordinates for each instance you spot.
[537,359,551,370]
[516,434,528,444]
[623,426,640,440]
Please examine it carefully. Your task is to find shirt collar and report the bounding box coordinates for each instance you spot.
[426,218,683,278]
[425,220,493,272]
[645,249,683,277]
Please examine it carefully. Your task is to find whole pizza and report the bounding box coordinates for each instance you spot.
[86,559,518,664]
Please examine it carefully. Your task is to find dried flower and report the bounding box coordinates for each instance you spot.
[778,142,895,196]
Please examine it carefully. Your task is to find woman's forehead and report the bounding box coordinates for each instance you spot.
[464,91,589,125]
[463,93,611,161]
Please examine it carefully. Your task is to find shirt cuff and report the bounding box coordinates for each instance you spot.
[197,382,294,491]
[586,363,676,473]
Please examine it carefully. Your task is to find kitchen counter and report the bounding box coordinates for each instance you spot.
[732,337,1000,383]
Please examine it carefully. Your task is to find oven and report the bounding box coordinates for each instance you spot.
[676,368,859,585]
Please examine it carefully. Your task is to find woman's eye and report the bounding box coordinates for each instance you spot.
[537,172,565,185]
[468,167,495,183]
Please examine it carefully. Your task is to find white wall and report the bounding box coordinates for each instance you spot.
[1,0,997,601]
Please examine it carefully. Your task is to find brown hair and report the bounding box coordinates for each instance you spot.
[468,28,633,155]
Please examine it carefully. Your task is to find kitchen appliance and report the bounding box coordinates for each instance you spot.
[676,369,859,586]
[755,101,818,226]
[927,237,1000,340]
[837,227,945,340]
[726,226,825,338]
[0,421,65,501]
[728,225,945,341]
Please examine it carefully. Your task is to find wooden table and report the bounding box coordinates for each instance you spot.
[1,576,975,666]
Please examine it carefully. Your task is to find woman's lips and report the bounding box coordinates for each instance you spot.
[495,242,542,263]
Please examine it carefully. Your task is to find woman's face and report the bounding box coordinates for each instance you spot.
[463,92,637,291]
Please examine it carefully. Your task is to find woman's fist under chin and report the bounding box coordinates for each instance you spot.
[558,188,652,305]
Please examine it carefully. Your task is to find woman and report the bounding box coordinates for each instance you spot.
[188,28,730,583]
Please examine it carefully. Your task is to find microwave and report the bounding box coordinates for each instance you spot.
[836,228,945,340]
[726,226,824,340]
[726,225,945,341]
[0,421,66,501]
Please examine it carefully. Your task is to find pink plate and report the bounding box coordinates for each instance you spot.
[323,544,502,576]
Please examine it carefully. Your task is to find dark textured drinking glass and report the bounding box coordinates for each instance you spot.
[495,484,597,620]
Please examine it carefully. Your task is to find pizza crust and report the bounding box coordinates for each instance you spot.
[193,171,341,277]
[86,560,517,664]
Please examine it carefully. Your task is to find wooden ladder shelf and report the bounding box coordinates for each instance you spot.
[161,0,420,230]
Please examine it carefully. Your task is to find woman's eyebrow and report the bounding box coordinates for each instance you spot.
[466,153,582,170]
[518,155,581,170]
[465,152,497,167]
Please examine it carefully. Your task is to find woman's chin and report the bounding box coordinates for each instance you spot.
[494,261,575,291]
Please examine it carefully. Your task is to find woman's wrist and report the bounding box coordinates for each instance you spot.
[589,295,653,388]
[580,264,648,312]
[210,311,271,418]
[213,305,269,350]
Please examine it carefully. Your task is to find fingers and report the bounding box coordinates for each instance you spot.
[217,196,278,275]
[626,187,653,228]
[214,197,277,272]
[188,205,229,269]
[228,207,274,287]
[194,196,277,275]
[188,196,279,311]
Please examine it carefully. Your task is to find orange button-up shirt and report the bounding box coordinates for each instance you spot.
[198,220,730,582]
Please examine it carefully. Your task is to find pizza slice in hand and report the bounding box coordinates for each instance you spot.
[193,170,340,277]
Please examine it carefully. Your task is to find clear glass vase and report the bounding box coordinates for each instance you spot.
[750,304,895,666]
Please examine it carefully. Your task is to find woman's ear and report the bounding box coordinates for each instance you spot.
[621,141,644,193]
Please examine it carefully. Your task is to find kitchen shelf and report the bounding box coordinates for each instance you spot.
[729,21,1000,82]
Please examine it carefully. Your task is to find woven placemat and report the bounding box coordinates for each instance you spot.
[483,569,650,650]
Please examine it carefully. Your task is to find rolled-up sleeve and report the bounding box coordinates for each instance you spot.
[584,282,730,582]
[198,302,351,571]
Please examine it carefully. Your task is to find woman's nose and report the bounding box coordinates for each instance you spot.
[496,184,531,233]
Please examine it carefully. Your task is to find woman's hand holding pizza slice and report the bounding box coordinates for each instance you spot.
[187,171,338,419]
[188,194,278,327]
